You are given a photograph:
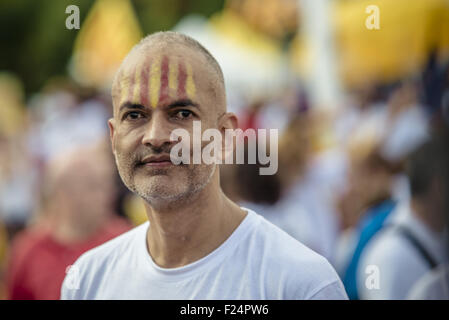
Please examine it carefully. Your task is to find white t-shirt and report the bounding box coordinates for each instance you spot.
[238,201,316,254]
[240,149,346,265]
[407,264,449,300]
[61,209,348,300]
[357,203,447,300]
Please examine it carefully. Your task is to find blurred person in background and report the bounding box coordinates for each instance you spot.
[237,115,323,254]
[339,146,402,300]
[0,73,36,234]
[26,79,111,166]
[6,141,131,300]
[334,78,431,288]
[357,134,448,300]
[406,110,449,299]
[239,106,346,264]
[0,221,8,299]
[407,127,449,300]
[0,73,35,299]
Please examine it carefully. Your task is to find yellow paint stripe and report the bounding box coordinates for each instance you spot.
[185,62,196,99]
[168,57,178,97]
[149,56,162,108]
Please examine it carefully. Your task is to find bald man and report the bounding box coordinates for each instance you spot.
[61,32,347,300]
[7,143,130,299]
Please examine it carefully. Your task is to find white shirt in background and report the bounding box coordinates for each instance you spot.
[407,264,449,300]
[357,203,447,299]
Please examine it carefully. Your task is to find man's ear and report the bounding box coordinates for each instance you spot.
[107,118,116,154]
[219,112,238,132]
[218,112,239,163]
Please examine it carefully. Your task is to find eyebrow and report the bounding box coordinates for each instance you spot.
[119,102,146,114]
[119,99,200,114]
[166,99,199,109]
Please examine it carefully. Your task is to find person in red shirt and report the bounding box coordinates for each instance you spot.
[6,141,131,300]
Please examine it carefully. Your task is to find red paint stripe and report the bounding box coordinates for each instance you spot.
[159,55,170,104]
[140,59,150,107]
[178,61,187,98]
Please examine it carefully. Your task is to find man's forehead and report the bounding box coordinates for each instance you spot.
[114,48,201,110]
[120,44,201,78]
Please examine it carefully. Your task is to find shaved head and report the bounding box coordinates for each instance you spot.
[111,31,226,118]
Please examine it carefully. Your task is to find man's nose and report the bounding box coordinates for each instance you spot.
[141,112,172,149]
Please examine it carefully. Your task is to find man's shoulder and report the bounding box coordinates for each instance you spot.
[250,209,328,260]
[248,209,342,281]
[244,209,346,299]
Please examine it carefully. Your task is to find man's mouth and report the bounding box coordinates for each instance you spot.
[139,155,173,168]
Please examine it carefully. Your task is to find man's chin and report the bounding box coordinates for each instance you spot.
[135,184,189,204]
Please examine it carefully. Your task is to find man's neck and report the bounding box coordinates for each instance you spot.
[144,171,247,268]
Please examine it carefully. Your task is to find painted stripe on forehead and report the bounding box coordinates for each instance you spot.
[159,55,170,104]
[150,56,162,108]
[140,58,150,107]
[185,62,196,100]
[168,57,178,98]
[177,61,187,98]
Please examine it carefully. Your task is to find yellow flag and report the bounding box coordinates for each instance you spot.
[290,0,449,89]
[71,0,143,89]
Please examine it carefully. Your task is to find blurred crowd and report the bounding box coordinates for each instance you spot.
[223,63,449,299]
[1,0,449,300]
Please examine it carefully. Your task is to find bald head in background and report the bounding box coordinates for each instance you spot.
[38,141,118,243]
[44,142,116,213]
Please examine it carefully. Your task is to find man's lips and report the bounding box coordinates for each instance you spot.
[139,155,173,167]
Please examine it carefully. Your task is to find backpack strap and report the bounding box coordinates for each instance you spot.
[395,225,438,269]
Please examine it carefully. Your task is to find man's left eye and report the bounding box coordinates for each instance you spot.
[174,110,194,119]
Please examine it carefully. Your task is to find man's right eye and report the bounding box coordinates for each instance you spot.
[124,111,144,121]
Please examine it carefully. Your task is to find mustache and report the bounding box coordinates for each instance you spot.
[134,146,172,163]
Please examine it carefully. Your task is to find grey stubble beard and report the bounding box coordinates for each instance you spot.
[114,148,217,211]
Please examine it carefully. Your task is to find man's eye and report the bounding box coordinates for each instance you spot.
[124,111,144,120]
[173,110,194,120]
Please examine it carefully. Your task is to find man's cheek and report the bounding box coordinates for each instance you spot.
[115,131,133,152]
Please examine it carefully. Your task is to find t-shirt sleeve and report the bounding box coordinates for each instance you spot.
[307,280,349,300]
[60,262,83,300]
